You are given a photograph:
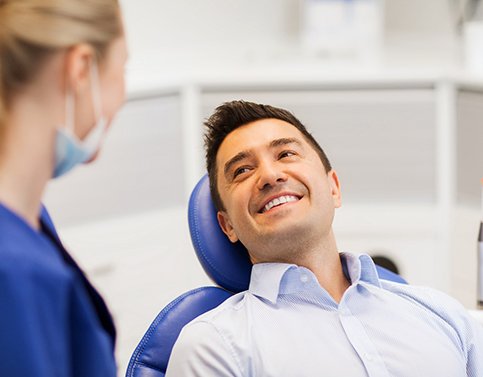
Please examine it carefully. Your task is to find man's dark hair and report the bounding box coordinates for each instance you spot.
[204,100,332,211]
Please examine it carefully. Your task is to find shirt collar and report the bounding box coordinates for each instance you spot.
[249,252,381,303]
[340,252,381,288]
[249,263,294,303]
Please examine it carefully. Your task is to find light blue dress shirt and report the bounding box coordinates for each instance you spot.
[166,253,483,376]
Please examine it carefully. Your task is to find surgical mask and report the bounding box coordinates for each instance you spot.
[53,62,107,178]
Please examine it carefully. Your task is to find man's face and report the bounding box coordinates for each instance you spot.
[216,118,341,264]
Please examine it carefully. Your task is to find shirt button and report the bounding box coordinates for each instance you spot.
[300,274,309,283]
[365,353,374,362]
[339,308,350,316]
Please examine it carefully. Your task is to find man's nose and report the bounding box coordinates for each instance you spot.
[256,161,288,191]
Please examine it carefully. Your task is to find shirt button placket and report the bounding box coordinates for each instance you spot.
[338,304,389,377]
[339,307,351,317]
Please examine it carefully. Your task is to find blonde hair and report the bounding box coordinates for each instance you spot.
[0,0,121,129]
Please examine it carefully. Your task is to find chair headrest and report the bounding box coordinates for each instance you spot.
[188,175,407,293]
[188,175,252,293]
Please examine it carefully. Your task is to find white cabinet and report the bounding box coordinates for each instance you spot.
[457,89,483,206]
[201,89,437,204]
[452,87,483,307]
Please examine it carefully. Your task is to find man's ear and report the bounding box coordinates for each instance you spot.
[328,170,342,208]
[217,211,239,243]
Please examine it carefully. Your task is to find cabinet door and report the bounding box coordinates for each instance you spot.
[457,90,483,206]
[452,89,483,307]
[44,95,184,227]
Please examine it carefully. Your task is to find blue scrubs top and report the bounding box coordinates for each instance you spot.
[0,203,117,377]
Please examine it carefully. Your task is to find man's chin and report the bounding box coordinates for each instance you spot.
[256,209,304,230]
[258,222,306,244]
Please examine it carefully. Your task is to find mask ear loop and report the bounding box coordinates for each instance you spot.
[90,60,103,122]
[82,59,108,151]
[65,87,75,136]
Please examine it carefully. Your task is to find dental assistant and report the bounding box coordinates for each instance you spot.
[0,1,128,376]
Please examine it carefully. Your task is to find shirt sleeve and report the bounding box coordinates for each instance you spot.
[417,286,483,377]
[429,290,483,377]
[464,312,483,377]
[166,320,244,377]
[380,281,483,376]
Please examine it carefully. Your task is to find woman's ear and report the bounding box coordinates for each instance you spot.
[217,211,239,243]
[64,44,94,93]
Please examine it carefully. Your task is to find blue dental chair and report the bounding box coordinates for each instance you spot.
[126,175,407,377]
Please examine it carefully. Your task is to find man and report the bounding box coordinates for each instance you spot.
[166,101,483,376]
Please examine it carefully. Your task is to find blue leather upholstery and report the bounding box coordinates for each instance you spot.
[125,287,231,377]
[188,175,252,292]
[126,174,407,377]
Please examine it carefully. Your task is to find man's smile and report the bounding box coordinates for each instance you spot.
[258,193,302,213]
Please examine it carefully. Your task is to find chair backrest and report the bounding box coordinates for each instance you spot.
[125,287,231,377]
[126,175,407,377]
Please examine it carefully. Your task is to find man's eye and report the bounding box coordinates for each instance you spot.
[279,150,296,159]
[234,167,250,178]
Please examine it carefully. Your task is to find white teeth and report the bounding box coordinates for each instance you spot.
[263,195,298,212]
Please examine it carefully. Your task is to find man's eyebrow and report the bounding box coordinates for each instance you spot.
[270,137,303,149]
[223,151,250,177]
[223,138,303,177]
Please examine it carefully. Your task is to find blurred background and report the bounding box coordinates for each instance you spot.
[42,0,483,374]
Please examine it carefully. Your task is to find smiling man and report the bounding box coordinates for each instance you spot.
[166,101,483,377]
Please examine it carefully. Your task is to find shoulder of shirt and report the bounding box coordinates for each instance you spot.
[182,290,254,330]
[172,290,251,372]
[379,279,464,310]
[379,279,477,343]
[170,294,248,376]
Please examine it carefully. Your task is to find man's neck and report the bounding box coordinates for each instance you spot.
[252,230,350,303]
[289,238,350,303]
[303,251,350,303]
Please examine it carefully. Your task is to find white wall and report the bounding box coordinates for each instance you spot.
[120,0,458,62]
[385,0,455,35]
[120,0,299,61]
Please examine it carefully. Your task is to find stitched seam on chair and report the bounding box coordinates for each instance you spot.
[190,180,243,291]
[126,287,211,376]
[133,361,164,373]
